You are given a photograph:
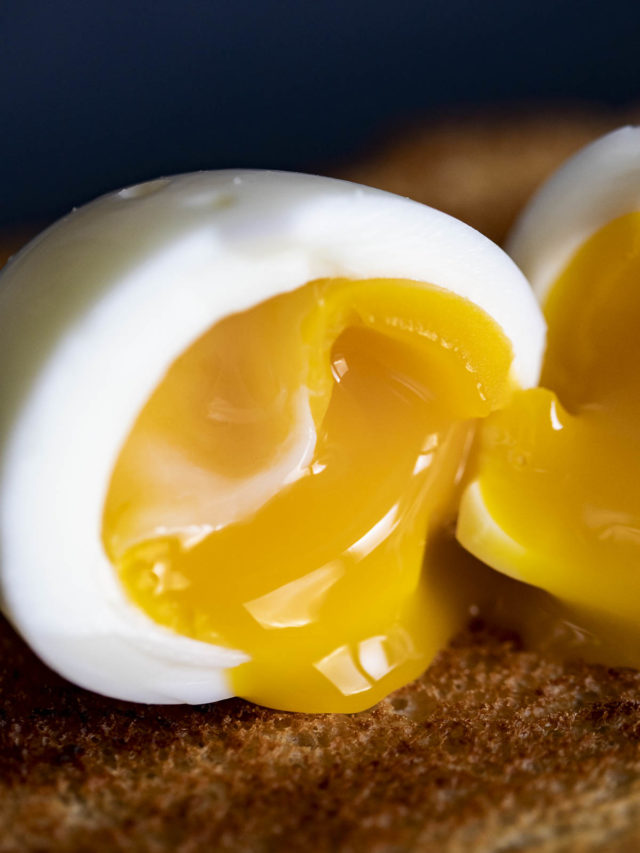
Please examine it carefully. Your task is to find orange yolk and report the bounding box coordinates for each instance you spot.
[103,277,514,712]
[461,212,640,665]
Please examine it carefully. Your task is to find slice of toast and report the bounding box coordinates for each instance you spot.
[2,107,640,852]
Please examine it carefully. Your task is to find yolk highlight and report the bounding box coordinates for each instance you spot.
[103,277,514,712]
[462,212,640,665]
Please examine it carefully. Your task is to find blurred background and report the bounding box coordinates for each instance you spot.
[2,0,640,228]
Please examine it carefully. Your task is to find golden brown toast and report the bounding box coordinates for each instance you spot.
[337,105,625,245]
[3,106,640,852]
[4,614,640,852]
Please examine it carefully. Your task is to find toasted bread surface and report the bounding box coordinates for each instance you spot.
[338,106,624,244]
[4,614,640,852]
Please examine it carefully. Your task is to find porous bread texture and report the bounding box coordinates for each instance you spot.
[3,614,640,852]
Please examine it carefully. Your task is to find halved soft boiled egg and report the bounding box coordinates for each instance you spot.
[458,127,640,664]
[0,171,545,712]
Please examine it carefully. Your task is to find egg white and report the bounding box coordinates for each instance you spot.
[0,170,545,704]
[458,126,640,575]
[507,125,640,300]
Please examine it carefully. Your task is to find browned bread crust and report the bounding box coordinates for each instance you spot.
[338,106,633,245]
[3,106,640,852]
[4,613,640,852]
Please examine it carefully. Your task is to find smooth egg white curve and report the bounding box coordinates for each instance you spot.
[507,126,640,300]
[0,171,545,703]
[458,126,640,586]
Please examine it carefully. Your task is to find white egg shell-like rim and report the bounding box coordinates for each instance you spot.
[508,125,640,302]
[459,127,640,579]
[0,169,545,704]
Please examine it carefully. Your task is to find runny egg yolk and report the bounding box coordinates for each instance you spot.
[103,277,514,712]
[459,212,640,664]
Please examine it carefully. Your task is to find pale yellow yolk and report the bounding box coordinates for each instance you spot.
[462,213,640,665]
[103,277,514,712]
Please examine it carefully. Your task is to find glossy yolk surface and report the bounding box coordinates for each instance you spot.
[460,212,640,665]
[103,277,514,712]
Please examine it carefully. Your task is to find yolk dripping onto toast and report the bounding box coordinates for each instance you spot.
[103,278,514,712]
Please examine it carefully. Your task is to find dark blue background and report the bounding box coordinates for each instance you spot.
[2,0,640,225]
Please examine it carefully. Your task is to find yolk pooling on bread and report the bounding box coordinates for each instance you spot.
[103,278,514,712]
[458,213,640,664]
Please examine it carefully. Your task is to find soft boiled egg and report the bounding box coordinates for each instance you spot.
[458,127,640,664]
[0,171,545,712]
